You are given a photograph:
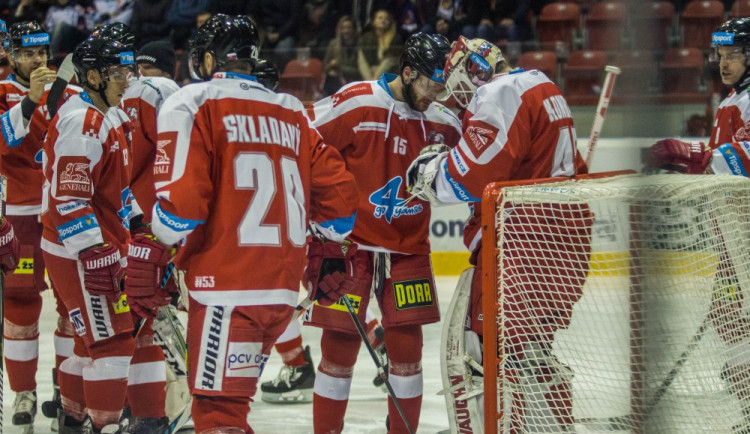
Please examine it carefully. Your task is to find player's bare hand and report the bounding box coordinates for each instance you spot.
[28,66,57,103]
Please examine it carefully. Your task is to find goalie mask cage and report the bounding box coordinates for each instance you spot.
[480,172,750,433]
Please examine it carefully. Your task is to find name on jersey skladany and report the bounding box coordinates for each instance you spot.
[223,114,300,155]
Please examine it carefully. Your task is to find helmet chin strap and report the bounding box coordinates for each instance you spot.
[735,56,750,93]
[93,73,113,108]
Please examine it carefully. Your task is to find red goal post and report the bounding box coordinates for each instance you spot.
[480,171,750,433]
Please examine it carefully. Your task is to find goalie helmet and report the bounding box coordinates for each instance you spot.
[90,22,135,52]
[439,36,504,108]
[188,14,260,81]
[252,59,278,91]
[73,37,134,89]
[400,32,451,83]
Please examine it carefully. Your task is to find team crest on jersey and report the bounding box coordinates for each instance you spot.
[331,83,373,107]
[369,176,423,223]
[465,120,498,153]
[154,132,176,180]
[428,131,446,145]
[393,278,434,310]
[58,157,91,195]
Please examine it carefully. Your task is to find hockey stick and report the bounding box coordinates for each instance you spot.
[47,54,75,119]
[340,295,414,434]
[584,65,621,168]
[0,175,6,433]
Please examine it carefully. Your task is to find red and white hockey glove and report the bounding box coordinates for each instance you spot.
[304,239,358,307]
[0,219,19,274]
[125,234,175,318]
[78,244,125,303]
[646,139,712,174]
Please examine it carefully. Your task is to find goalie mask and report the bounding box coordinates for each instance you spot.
[188,14,260,81]
[439,36,504,108]
[710,18,750,91]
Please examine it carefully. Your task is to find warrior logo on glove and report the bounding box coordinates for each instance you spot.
[304,239,358,307]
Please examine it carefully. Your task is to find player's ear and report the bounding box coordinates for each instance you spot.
[86,69,100,86]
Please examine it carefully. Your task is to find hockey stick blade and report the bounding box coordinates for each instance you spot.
[341,295,414,434]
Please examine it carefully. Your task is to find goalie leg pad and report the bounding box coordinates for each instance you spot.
[440,267,484,434]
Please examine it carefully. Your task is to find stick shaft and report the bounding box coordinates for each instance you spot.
[585,66,621,168]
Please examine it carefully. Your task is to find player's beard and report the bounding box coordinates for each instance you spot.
[403,80,426,112]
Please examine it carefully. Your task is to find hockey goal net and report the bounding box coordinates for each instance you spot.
[481,172,750,433]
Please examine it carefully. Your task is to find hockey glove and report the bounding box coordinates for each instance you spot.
[646,139,712,174]
[406,144,449,204]
[0,219,19,274]
[125,234,175,318]
[304,239,358,307]
[79,244,125,303]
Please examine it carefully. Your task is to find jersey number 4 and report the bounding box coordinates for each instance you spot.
[234,152,306,247]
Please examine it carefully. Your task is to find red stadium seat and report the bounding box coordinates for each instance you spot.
[730,0,750,17]
[681,0,726,50]
[278,57,324,104]
[631,2,676,51]
[585,1,628,51]
[660,47,707,102]
[563,50,608,105]
[517,51,559,82]
[537,2,582,53]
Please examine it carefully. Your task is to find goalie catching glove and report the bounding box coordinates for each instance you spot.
[0,219,19,274]
[646,139,712,174]
[304,238,358,306]
[406,144,449,204]
[125,234,176,318]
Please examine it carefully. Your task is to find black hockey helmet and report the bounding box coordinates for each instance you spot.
[73,36,134,88]
[252,59,278,91]
[90,22,135,52]
[188,14,260,81]
[8,21,49,53]
[400,32,450,83]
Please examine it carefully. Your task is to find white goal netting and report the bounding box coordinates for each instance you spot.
[481,173,750,434]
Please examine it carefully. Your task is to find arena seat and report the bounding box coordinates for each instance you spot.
[516,51,559,83]
[631,1,676,51]
[537,2,582,54]
[585,1,628,51]
[681,0,726,50]
[563,50,607,105]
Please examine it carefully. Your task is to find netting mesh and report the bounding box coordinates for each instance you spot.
[487,174,750,433]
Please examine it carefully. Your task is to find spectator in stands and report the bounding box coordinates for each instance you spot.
[323,14,361,95]
[296,0,340,58]
[13,0,51,25]
[44,0,92,60]
[174,9,210,85]
[92,0,132,26]
[419,0,481,39]
[130,0,172,48]
[348,0,394,33]
[397,0,420,38]
[461,0,531,43]
[135,40,175,79]
[207,0,249,14]
[166,0,208,51]
[249,0,302,67]
[358,8,402,80]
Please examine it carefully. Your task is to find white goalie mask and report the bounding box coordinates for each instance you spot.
[438,36,504,108]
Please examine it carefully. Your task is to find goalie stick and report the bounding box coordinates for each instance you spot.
[584,65,621,168]
[340,295,414,434]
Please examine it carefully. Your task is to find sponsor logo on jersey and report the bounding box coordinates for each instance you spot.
[0,111,20,148]
[58,156,91,195]
[331,83,373,107]
[720,144,748,176]
[223,114,300,155]
[199,306,226,390]
[369,176,424,223]
[542,95,572,122]
[465,121,497,153]
[393,278,434,310]
[69,308,86,336]
[88,295,113,340]
[712,32,735,45]
[13,257,33,275]
[21,33,50,47]
[225,341,267,378]
[155,205,201,232]
[154,132,176,180]
[318,294,361,313]
[119,51,134,65]
[56,214,98,241]
[450,147,469,176]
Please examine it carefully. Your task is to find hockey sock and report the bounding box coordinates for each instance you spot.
[127,344,167,418]
[192,395,251,433]
[58,353,89,422]
[4,292,42,392]
[276,335,305,367]
[313,330,360,433]
[384,325,423,434]
[54,288,75,371]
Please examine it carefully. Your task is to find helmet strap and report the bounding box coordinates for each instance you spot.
[93,69,112,108]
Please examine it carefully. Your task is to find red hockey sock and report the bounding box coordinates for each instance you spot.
[4,292,42,392]
[276,335,305,366]
[384,325,423,434]
[313,330,360,434]
[58,353,88,421]
[127,344,167,418]
[191,395,252,433]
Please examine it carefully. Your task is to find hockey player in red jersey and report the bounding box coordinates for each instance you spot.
[406,36,593,432]
[125,14,358,433]
[305,32,461,433]
[647,18,750,432]
[0,20,74,431]
[40,36,137,433]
